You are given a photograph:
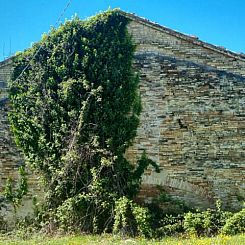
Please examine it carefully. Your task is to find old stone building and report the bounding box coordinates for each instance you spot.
[0,11,244,210]
[0,58,21,186]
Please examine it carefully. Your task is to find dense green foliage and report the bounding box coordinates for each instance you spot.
[8,10,160,234]
[221,208,245,235]
[146,196,242,238]
[113,196,152,237]
[3,166,28,213]
[183,201,233,236]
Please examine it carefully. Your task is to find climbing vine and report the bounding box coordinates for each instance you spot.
[9,10,158,233]
[3,166,28,214]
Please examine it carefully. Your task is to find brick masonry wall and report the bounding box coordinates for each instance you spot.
[0,60,42,220]
[126,16,245,77]
[0,59,12,100]
[126,19,245,209]
[0,59,20,187]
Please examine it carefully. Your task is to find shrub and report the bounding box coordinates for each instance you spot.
[183,201,233,236]
[221,208,245,235]
[146,189,191,237]
[155,214,184,237]
[55,195,87,233]
[113,196,152,237]
[184,211,207,236]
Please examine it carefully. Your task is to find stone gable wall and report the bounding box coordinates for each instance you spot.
[0,59,42,219]
[127,20,245,77]
[0,59,12,100]
[0,59,21,188]
[0,18,244,210]
[126,20,245,209]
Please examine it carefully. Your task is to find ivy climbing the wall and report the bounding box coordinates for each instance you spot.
[8,10,159,234]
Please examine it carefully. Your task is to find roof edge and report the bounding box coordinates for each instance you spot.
[1,11,244,65]
[0,57,13,66]
[119,10,245,62]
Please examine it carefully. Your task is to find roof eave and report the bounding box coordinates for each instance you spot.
[118,10,245,62]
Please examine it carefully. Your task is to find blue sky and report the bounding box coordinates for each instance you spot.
[0,0,244,61]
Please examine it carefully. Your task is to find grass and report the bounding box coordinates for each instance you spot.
[0,234,244,245]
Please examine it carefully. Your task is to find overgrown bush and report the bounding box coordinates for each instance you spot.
[183,201,233,236]
[184,210,210,236]
[8,10,159,234]
[155,214,184,237]
[113,196,152,237]
[146,189,190,237]
[221,208,245,235]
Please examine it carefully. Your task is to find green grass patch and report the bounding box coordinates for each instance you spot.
[0,234,244,245]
